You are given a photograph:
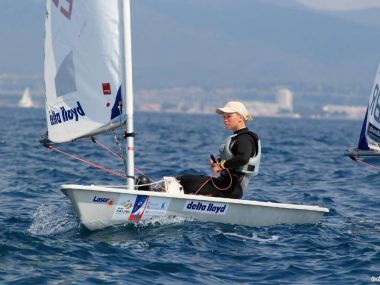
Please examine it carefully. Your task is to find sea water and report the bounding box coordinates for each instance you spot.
[0,107,379,284]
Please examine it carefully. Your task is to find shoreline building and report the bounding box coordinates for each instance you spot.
[243,87,300,118]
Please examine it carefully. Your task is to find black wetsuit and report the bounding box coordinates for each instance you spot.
[178,128,259,199]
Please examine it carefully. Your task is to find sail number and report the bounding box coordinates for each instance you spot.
[52,0,73,20]
[369,84,380,123]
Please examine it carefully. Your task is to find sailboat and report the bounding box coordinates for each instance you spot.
[345,62,380,167]
[18,87,35,108]
[42,0,328,231]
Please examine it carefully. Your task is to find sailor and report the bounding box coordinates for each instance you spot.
[179,101,261,199]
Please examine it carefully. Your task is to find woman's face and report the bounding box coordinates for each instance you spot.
[222,112,245,131]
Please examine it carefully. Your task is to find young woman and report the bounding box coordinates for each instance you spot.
[178,101,261,199]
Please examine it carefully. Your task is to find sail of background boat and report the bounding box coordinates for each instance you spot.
[345,62,380,169]
[18,87,35,108]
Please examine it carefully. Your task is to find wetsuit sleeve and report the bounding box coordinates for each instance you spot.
[224,134,255,169]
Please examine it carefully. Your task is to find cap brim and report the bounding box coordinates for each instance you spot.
[216,107,235,114]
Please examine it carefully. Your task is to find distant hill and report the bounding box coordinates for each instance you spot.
[0,0,45,76]
[1,0,380,92]
[131,0,380,90]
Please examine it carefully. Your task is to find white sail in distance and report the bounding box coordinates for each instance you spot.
[44,0,124,143]
[18,88,34,108]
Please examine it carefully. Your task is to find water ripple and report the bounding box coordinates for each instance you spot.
[0,108,379,284]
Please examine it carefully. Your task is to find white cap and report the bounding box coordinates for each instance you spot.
[216,101,253,121]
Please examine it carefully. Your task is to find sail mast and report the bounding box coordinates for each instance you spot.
[121,0,135,190]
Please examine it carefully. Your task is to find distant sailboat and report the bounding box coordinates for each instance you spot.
[18,88,35,108]
[345,62,380,168]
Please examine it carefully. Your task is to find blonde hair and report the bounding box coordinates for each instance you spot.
[244,113,254,121]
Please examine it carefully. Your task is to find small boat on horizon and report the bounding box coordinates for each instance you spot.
[18,87,37,108]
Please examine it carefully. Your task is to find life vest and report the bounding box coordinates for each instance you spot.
[219,131,261,176]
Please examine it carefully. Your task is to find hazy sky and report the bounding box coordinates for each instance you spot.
[297,0,380,11]
[2,0,380,92]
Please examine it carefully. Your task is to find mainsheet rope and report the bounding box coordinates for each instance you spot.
[46,138,232,194]
[93,135,233,194]
[46,138,161,188]
[194,168,233,194]
[91,137,146,176]
[46,145,128,179]
[91,137,123,161]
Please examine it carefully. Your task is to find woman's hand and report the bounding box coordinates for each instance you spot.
[210,159,222,174]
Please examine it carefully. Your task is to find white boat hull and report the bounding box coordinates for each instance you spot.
[61,184,329,231]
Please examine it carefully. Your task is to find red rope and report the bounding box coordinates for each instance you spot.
[93,139,124,161]
[47,145,128,179]
[194,177,212,194]
[211,169,233,191]
[353,157,380,171]
[194,169,233,194]
[47,139,233,191]
[93,138,146,176]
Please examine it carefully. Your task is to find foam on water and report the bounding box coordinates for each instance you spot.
[28,203,81,236]
[137,215,194,227]
[219,230,280,242]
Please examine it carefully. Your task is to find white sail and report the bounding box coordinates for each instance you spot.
[363,62,380,152]
[18,88,34,108]
[45,0,124,143]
